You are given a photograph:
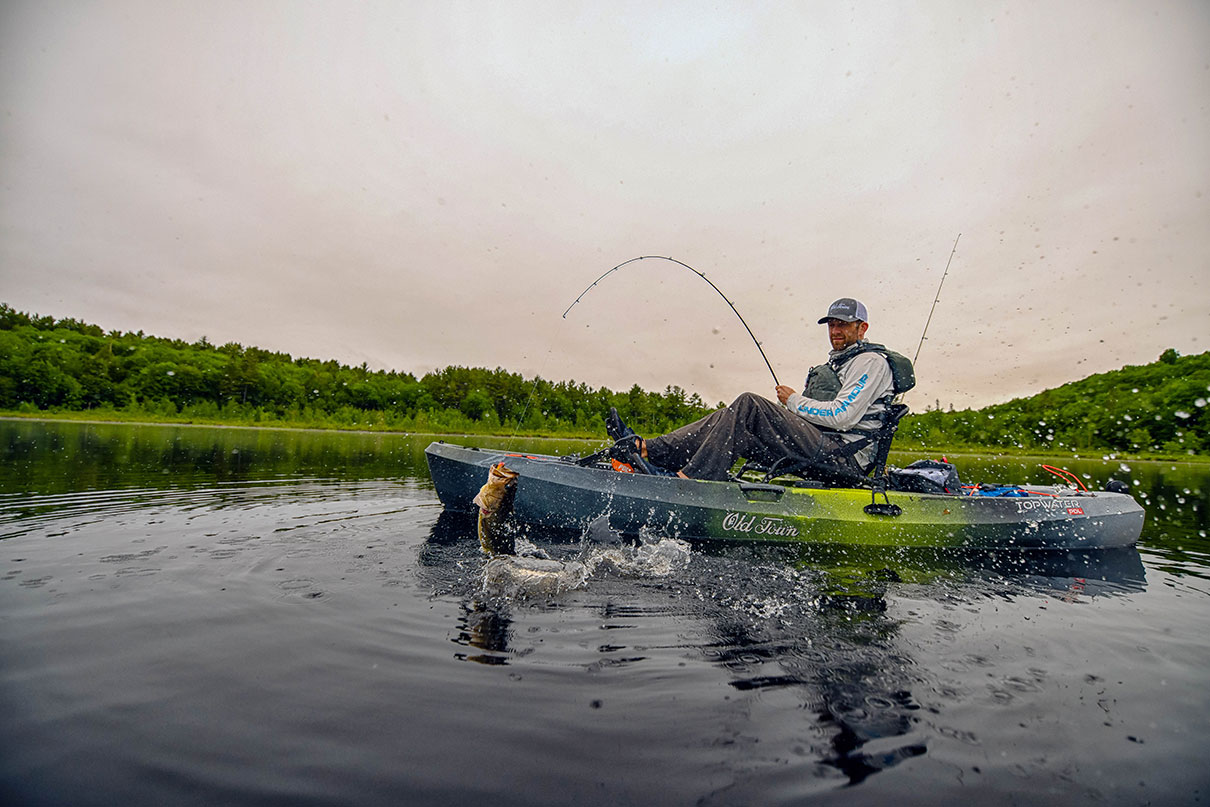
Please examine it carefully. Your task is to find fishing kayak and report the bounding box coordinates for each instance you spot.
[424,441,1145,550]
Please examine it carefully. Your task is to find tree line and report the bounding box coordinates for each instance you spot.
[0,304,715,436]
[1,303,1206,457]
[894,348,1209,457]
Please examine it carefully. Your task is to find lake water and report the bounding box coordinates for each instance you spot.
[1,419,1208,806]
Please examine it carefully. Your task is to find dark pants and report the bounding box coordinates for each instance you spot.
[644,392,858,481]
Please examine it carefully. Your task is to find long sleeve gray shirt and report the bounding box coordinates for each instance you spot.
[783,350,894,469]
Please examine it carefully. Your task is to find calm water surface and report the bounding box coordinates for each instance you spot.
[1,420,1208,806]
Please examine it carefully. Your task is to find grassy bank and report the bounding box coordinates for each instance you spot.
[892,437,1210,464]
[0,407,601,440]
[5,408,1208,465]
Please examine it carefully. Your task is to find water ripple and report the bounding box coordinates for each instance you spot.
[0,478,414,540]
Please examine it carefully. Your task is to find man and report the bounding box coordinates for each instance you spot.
[607,298,901,481]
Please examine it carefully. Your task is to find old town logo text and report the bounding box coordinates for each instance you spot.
[721,512,800,537]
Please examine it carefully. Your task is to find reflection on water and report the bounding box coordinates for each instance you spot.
[1,420,1209,806]
[0,418,591,502]
[697,541,1147,787]
[695,561,926,786]
[424,504,1155,788]
[456,602,513,665]
[0,418,431,493]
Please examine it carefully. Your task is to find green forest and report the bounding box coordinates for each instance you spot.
[0,304,714,438]
[897,347,1209,458]
[1,303,1207,459]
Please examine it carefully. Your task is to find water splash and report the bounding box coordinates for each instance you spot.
[480,516,691,599]
[482,555,589,599]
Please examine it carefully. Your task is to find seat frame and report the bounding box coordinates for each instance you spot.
[732,402,911,492]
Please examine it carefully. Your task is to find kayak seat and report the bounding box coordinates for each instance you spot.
[864,402,910,482]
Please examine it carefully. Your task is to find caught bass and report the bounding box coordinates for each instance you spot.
[472,462,519,555]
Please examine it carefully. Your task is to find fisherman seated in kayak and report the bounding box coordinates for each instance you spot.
[607,297,911,481]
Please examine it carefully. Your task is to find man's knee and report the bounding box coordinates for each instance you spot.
[730,391,771,412]
[730,391,762,407]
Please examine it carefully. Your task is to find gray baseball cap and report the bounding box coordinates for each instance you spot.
[817,298,869,324]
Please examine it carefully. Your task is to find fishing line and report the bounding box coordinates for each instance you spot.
[563,256,779,386]
[506,375,542,450]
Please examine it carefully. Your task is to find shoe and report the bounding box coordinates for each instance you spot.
[605,436,678,477]
[607,437,648,473]
[605,407,636,442]
[606,408,646,469]
[605,409,676,476]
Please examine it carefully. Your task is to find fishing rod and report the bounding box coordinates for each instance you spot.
[563,255,780,386]
[913,233,961,365]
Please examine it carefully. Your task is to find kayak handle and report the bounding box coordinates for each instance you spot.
[738,482,786,502]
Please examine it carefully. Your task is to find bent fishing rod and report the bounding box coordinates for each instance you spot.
[563,255,780,386]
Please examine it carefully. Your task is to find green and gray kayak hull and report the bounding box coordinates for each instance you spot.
[425,441,1144,550]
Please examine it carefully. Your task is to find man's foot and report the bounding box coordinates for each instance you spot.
[607,437,649,473]
[606,406,645,459]
[604,408,677,476]
[605,408,636,442]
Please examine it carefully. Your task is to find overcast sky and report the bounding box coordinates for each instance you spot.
[2,0,1207,411]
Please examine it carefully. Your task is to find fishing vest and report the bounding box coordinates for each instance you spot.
[800,342,915,471]
[803,341,915,402]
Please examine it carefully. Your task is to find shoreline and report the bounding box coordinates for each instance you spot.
[3,412,1206,466]
[0,413,598,443]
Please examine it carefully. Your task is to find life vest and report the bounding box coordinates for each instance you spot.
[800,342,915,470]
[803,341,915,401]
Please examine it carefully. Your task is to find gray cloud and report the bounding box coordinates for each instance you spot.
[2,0,1207,411]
